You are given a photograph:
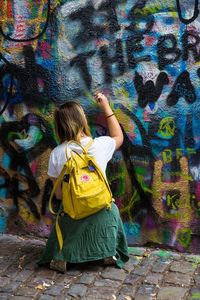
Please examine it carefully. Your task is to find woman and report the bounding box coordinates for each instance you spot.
[38,92,129,273]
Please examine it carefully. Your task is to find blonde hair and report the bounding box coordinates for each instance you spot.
[54,101,92,143]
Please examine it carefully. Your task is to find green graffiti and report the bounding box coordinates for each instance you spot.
[153,250,173,260]
[177,228,192,249]
[120,189,140,222]
[189,293,200,299]
[186,255,200,268]
[8,129,28,141]
[158,117,175,138]
[135,166,146,176]
[128,247,144,256]
[136,175,152,194]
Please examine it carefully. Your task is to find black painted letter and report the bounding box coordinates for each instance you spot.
[158,34,181,70]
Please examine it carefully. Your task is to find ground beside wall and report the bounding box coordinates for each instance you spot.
[0,234,200,300]
[1,0,200,253]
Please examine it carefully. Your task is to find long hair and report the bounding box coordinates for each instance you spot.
[54,101,92,143]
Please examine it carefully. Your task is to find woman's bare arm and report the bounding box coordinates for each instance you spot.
[94,92,123,149]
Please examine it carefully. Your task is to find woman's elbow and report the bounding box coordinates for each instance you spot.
[50,177,62,199]
[114,134,124,150]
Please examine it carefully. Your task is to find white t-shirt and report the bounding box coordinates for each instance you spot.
[48,136,116,178]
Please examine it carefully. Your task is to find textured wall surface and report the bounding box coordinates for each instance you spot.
[0,0,200,253]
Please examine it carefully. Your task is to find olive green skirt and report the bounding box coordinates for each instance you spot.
[38,203,129,268]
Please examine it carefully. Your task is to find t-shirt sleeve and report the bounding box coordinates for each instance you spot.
[47,150,58,178]
[95,136,116,163]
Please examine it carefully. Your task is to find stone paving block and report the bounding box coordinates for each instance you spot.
[134,284,157,300]
[164,271,192,286]
[151,250,181,261]
[1,267,20,279]
[129,255,143,265]
[93,278,122,288]
[11,297,34,300]
[165,251,182,260]
[123,257,139,273]
[0,293,12,300]
[65,269,82,276]
[7,262,22,270]
[66,283,87,298]
[157,286,188,300]
[185,254,200,264]
[55,274,77,286]
[194,275,200,286]
[77,272,96,285]
[44,284,65,296]
[17,257,37,270]
[79,264,104,273]
[0,277,10,288]
[82,298,104,300]
[117,284,136,299]
[195,265,200,275]
[34,269,57,279]
[117,294,133,300]
[14,286,39,298]
[85,286,117,299]
[152,261,171,273]
[134,294,155,300]
[0,260,13,273]
[132,265,150,276]
[101,267,127,281]
[170,261,196,274]
[141,256,158,268]
[0,281,22,293]
[15,269,34,282]
[144,272,163,285]
[38,295,54,300]
[55,296,72,300]
[128,247,148,256]
[124,274,143,286]
[24,262,39,270]
[188,287,200,300]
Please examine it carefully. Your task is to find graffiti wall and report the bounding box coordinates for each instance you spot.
[0,0,200,253]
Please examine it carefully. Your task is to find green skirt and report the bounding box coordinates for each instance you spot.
[38,203,129,268]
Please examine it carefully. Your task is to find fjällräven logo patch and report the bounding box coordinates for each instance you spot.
[81,174,90,182]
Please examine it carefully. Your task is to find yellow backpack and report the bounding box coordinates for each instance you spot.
[49,139,113,250]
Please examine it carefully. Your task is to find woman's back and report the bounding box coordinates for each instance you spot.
[48,136,116,178]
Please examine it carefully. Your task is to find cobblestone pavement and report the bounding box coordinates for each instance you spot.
[0,235,200,300]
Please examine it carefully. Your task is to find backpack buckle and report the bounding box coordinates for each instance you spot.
[88,160,95,172]
[63,174,70,182]
[88,165,95,172]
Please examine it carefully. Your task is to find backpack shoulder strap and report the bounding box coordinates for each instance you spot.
[83,139,94,153]
[66,138,94,159]
[49,166,66,214]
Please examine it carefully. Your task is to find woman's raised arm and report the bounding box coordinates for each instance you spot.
[94,92,124,150]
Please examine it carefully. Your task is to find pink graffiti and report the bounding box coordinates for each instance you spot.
[39,41,51,59]
[30,161,38,176]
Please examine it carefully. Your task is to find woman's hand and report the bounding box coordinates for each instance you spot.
[94,92,110,113]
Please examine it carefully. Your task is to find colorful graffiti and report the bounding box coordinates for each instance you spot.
[0,0,200,253]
